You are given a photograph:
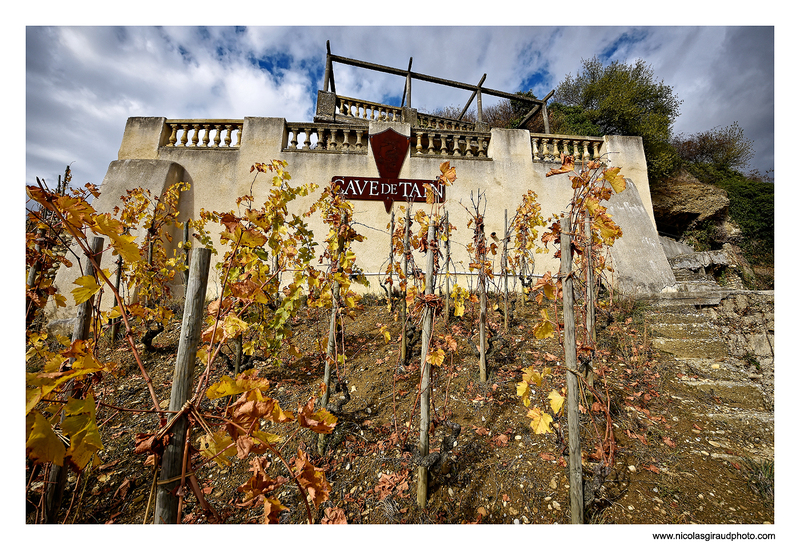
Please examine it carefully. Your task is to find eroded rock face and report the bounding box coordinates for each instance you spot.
[651,168,730,236]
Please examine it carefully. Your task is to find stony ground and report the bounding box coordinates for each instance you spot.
[26,293,775,525]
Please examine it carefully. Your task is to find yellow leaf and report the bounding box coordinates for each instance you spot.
[71,275,101,305]
[252,429,283,446]
[602,167,627,193]
[61,395,103,469]
[199,431,237,467]
[516,381,531,408]
[26,410,65,466]
[521,366,544,387]
[548,390,565,415]
[533,319,555,340]
[426,349,445,367]
[223,313,249,340]
[527,407,554,434]
[206,372,270,400]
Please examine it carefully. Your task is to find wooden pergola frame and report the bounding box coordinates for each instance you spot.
[321,41,554,132]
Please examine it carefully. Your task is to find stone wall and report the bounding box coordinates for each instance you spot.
[46,116,675,321]
[701,291,775,410]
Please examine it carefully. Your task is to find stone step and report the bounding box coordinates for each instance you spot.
[652,337,728,360]
[676,378,768,410]
[648,322,717,340]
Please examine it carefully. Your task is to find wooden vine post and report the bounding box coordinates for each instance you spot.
[44,236,105,524]
[154,247,211,524]
[561,218,584,524]
[444,210,451,325]
[478,209,488,383]
[503,209,509,331]
[109,254,124,342]
[388,209,395,311]
[416,221,437,507]
[182,221,191,298]
[584,213,595,388]
[400,205,411,364]
[317,278,340,455]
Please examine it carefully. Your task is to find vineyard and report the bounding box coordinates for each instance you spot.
[25,160,774,525]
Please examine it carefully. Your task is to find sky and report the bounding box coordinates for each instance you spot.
[24,22,776,192]
[13,6,793,541]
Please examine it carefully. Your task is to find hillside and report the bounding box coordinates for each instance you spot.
[26,292,774,525]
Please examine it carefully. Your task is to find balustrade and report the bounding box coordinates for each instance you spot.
[164,120,243,148]
[283,123,369,154]
[411,129,490,159]
[416,114,475,132]
[335,95,402,123]
[531,133,602,163]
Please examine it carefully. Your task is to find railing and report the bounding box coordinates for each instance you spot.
[164,119,243,148]
[531,133,603,162]
[283,123,369,153]
[335,95,403,123]
[411,128,490,159]
[416,113,476,132]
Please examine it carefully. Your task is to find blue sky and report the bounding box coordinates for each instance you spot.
[24,21,776,191]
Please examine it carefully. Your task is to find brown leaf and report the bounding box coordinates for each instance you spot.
[113,478,131,500]
[321,506,348,524]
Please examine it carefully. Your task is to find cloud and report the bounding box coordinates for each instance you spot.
[25,25,775,192]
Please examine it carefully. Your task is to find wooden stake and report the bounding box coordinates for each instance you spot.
[416,222,436,508]
[317,279,340,455]
[478,214,488,383]
[400,205,411,365]
[154,247,211,524]
[561,218,584,524]
[585,213,595,388]
[444,210,451,325]
[503,209,509,332]
[44,236,104,524]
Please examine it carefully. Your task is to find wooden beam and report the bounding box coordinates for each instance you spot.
[516,89,555,129]
[401,57,412,107]
[329,53,543,105]
[458,74,487,121]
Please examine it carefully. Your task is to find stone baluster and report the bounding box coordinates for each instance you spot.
[342,128,351,151]
[477,136,487,158]
[210,125,219,147]
[415,132,423,155]
[190,124,200,147]
[355,128,364,151]
[427,132,436,155]
[168,124,178,147]
[592,141,601,160]
[304,128,312,150]
[439,133,448,155]
[200,126,210,147]
[531,137,541,161]
[179,124,189,147]
[465,136,474,158]
[452,134,462,157]
[543,138,552,160]
[290,128,299,150]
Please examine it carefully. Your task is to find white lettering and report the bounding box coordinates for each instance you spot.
[343,179,358,196]
[370,180,379,196]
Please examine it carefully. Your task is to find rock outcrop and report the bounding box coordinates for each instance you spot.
[651,167,730,237]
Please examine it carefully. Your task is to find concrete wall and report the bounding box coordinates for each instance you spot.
[48,116,674,322]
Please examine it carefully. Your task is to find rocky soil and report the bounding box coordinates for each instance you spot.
[26,292,775,526]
